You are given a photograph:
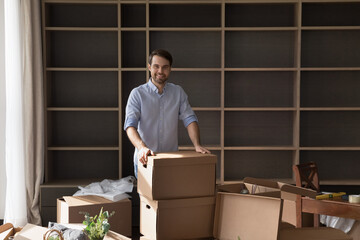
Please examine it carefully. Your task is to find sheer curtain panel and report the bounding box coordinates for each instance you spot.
[4,0,43,227]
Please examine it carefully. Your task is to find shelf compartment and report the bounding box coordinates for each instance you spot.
[121,31,146,67]
[47,31,118,68]
[302,2,360,27]
[301,71,360,107]
[301,30,360,68]
[224,150,294,181]
[47,111,118,146]
[47,150,119,181]
[149,4,221,27]
[225,71,295,107]
[178,111,221,146]
[225,31,295,68]
[300,151,360,181]
[225,3,295,27]
[300,111,360,147]
[170,71,221,108]
[225,111,294,146]
[150,31,221,68]
[121,4,146,27]
[45,3,118,28]
[47,71,118,108]
[121,71,147,116]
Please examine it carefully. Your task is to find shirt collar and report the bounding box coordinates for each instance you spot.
[148,78,167,94]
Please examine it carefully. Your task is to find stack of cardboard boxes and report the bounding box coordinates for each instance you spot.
[137,151,217,240]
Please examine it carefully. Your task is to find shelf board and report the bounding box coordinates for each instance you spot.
[225,107,297,111]
[47,146,119,151]
[149,27,222,31]
[301,67,360,71]
[121,27,146,31]
[225,27,298,31]
[302,26,360,31]
[179,145,222,150]
[225,68,297,71]
[300,107,360,111]
[47,107,119,111]
[300,147,360,151]
[45,27,118,31]
[192,107,222,111]
[171,68,221,71]
[46,67,119,71]
[44,0,118,3]
[149,0,222,3]
[224,146,297,150]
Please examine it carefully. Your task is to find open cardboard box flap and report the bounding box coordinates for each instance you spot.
[63,195,114,206]
[218,177,317,201]
[244,177,317,200]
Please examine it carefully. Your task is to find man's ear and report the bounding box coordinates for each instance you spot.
[148,63,151,71]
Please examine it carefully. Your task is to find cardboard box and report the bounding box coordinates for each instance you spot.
[6,223,131,240]
[57,195,132,237]
[138,151,217,200]
[214,179,351,240]
[140,195,215,240]
[0,223,22,240]
[217,177,317,226]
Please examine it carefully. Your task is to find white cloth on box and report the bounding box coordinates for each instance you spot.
[73,176,136,202]
[320,215,356,233]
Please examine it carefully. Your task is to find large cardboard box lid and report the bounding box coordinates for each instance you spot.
[146,151,217,167]
[214,192,282,240]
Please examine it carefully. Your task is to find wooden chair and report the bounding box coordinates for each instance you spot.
[293,162,321,227]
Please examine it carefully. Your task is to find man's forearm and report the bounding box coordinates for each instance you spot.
[126,127,146,150]
[186,121,201,147]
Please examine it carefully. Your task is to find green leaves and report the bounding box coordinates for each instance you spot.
[81,207,115,240]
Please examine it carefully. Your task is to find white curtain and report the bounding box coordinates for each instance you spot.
[4,0,43,226]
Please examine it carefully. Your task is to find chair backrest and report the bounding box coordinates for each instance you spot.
[293,162,320,193]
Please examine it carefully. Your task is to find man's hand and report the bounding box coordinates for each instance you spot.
[195,145,211,154]
[138,147,155,165]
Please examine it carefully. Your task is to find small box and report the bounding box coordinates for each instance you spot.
[217,177,317,226]
[213,192,352,240]
[57,195,132,237]
[140,195,215,240]
[138,151,217,200]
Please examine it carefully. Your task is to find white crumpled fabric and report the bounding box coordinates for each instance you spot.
[73,176,136,202]
[320,215,356,233]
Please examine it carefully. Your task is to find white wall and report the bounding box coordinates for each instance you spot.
[0,0,6,220]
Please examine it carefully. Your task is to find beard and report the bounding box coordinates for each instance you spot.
[153,73,168,84]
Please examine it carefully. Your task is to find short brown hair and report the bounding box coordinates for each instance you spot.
[148,49,173,66]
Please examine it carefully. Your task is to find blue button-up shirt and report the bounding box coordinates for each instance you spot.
[124,80,198,176]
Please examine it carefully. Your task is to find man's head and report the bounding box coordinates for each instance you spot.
[148,49,173,86]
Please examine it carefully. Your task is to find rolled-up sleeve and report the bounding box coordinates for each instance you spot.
[124,89,141,131]
[178,86,198,127]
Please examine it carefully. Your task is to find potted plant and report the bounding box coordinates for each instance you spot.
[81,207,115,240]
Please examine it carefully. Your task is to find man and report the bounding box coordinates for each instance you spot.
[124,49,210,177]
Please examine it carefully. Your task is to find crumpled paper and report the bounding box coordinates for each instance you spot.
[73,176,136,202]
[320,215,356,233]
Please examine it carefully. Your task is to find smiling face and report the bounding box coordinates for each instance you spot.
[148,55,171,86]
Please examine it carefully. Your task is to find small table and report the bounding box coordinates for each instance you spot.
[299,196,360,227]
